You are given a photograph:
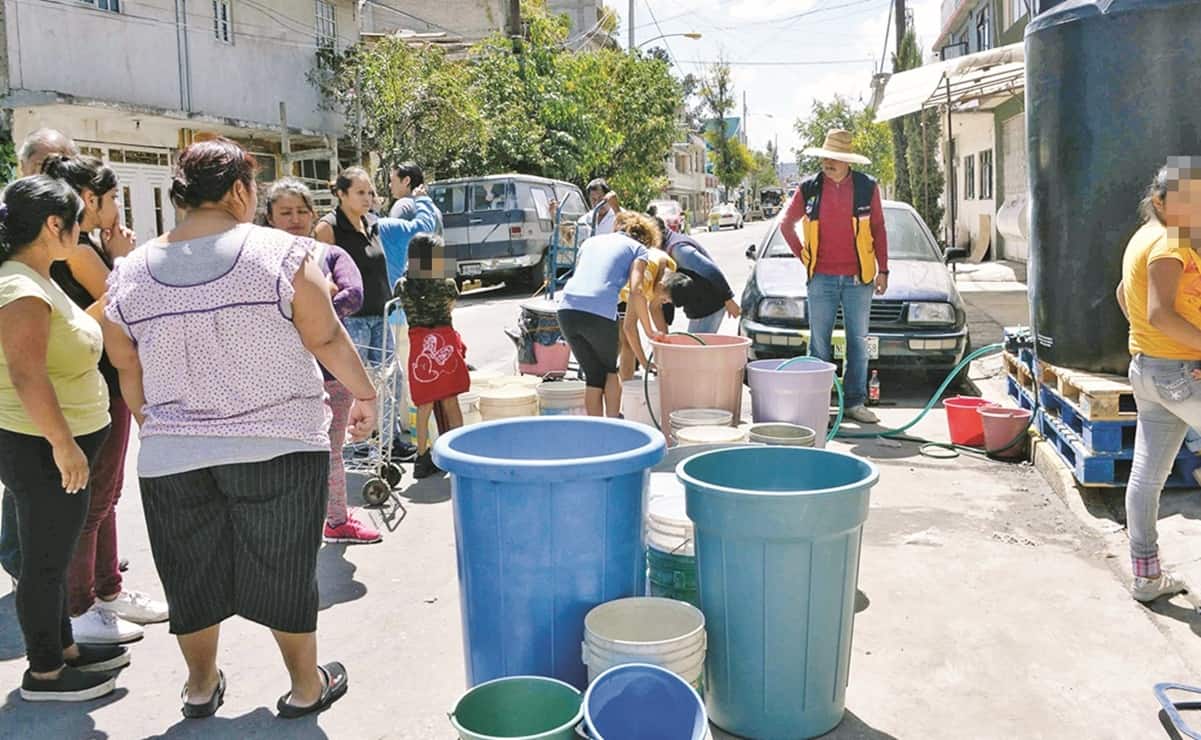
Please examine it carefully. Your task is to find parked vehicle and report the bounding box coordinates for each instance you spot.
[709,203,744,231]
[429,174,591,287]
[739,200,971,377]
[760,187,785,218]
[647,199,684,233]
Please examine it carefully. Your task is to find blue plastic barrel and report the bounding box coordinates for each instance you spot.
[678,446,878,739]
[433,417,666,690]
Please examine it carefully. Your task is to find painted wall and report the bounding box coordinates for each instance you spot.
[364,0,505,39]
[949,112,996,253]
[5,0,356,133]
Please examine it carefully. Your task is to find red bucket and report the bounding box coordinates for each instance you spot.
[943,396,998,446]
[979,406,1033,459]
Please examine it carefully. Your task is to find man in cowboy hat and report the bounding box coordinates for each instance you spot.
[780,129,889,425]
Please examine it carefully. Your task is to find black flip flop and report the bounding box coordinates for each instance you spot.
[276,662,348,719]
[181,670,225,719]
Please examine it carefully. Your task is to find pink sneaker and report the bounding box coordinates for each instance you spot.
[323,511,383,545]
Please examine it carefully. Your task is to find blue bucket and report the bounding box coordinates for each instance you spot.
[433,417,666,690]
[583,663,708,740]
[678,446,878,739]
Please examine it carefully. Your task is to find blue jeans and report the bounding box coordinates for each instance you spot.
[0,488,19,578]
[344,316,407,441]
[807,273,874,408]
[688,308,725,334]
[1125,355,1201,578]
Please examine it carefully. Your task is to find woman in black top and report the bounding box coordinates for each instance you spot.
[314,168,415,461]
[41,155,169,645]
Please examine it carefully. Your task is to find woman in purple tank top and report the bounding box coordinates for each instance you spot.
[100,139,376,721]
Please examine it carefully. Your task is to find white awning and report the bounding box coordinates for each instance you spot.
[873,43,1026,122]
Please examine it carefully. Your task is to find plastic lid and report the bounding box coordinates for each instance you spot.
[479,386,538,405]
[491,375,544,390]
[537,380,587,397]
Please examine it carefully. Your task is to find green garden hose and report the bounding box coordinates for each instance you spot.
[643,335,1031,459]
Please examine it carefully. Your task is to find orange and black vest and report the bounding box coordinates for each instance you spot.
[798,171,879,284]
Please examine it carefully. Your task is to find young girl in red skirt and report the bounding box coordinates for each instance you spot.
[398,234,469,478]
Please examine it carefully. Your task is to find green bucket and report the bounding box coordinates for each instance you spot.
[647,547,699,607]
[450,676,584,740]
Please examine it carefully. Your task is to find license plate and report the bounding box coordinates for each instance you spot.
[832,334,879,360]
[461,264,482,277]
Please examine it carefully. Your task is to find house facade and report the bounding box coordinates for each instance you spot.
[2,0,359,241]
[662,132,711,228]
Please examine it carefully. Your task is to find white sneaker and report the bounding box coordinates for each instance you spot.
[71,605,143,644]
[96,590,169,625]
[1132,571,1188,603]
[846,405,880,424]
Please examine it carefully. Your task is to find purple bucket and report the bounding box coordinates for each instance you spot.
[747,358,836,448]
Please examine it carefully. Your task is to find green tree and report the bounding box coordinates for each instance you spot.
[701,60,750,199]
[903,107,945,238]
[889,30,922,206]
[747,149,779,198]
[794,95,894,186]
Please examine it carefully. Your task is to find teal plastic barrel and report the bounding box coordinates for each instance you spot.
[678,446,878,739]
[450,675,583,740]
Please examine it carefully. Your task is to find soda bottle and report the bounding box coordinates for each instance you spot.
[867,370,881,406]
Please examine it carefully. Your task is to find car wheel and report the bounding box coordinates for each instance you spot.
[518,254,547,291]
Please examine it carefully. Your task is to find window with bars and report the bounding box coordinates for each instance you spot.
[979,149,994,200]
[975,5,992,51]
[80,0,121,13]
[121,186,134,231]
[964,154,976,200]
[1009,0,1028,27]
[213,0,232,43]
[294,159,332,183]
[315,0,336,49]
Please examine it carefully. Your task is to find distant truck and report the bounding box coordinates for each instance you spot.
[760,187,785,219]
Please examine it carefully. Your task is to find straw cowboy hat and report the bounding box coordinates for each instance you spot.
[803,129,872,166]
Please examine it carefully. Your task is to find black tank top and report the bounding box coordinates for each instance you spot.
[319,208,390,316]
[50,234,121,397]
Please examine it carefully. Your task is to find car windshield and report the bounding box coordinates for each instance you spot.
[763,207,940,262]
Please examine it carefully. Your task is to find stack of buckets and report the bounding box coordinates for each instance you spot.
[669,408,742,448]
[645,493,699,607]
[650,333,751,443]
[746,357,836,447]
[944,395,1031,458]
[537,380,588,416]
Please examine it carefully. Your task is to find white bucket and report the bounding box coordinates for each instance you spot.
[490,375,544,391]
[469,369,504,391]
[621,377,661,429]
[459,391,482,426]
[645,492,693,556]
[582,597,707,689]
[478,386,539,420]
[669,408,734,433]
[675,425,748,447]
[536,380,587,416]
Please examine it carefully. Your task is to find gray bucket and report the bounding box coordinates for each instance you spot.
[747,423,816,447]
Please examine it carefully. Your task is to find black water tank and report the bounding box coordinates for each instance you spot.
[1026,0,1201,373]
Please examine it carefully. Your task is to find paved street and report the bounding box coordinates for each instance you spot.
[2,223,1200,739]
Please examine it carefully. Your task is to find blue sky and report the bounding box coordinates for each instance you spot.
[602,0,945,161]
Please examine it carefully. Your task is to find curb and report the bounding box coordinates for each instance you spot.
[1031,436,1125,537]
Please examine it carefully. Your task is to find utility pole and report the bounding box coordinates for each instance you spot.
[508,0,521,38]
[628,0,635,51]
[895,0,906,56]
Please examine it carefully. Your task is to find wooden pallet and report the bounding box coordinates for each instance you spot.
[1001,352,1039,396]
[1037,384,1137,453]
[1040,364,1135,421]
[1034,410,1200,488]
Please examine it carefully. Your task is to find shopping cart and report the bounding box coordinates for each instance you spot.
[344,296,408,507]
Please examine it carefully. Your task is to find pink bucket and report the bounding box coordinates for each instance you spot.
[650,333,750,442]
[518,341,571,378]
[979,406,1033,459]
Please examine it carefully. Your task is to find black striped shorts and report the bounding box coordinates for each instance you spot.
[140,452,329,635]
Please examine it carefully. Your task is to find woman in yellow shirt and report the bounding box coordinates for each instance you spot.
[1116,159,1201,605]
[617,215,675,381]
[0,176,122,702]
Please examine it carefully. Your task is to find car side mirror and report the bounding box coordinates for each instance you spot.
[944,247,969,263]
[745,244,758,261]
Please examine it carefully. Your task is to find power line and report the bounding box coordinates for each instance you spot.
[679,58,877,66]
[642,0,682,73]
[703,0,884,30]
[362,0,463,37]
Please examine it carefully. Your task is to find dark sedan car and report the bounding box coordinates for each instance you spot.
[739,201,970,375]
